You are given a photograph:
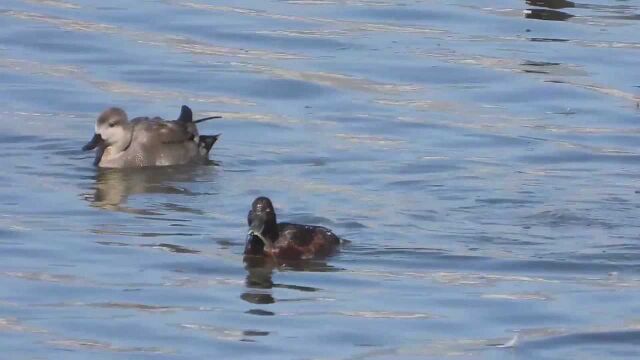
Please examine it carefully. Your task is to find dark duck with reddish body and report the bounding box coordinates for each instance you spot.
[244,197,341,260]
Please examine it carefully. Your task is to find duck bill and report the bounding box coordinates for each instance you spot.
[82,133,104,151]
[247,229,272,249]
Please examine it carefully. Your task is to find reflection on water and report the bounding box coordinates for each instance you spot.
[241,257,333,305]
[87,165,217,213]
[1,0,640,358]
[242,260,281,305]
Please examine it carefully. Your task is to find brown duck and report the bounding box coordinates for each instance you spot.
[244,197,341,260]
[82,105,220,168]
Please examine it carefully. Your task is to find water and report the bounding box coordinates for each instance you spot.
[1,0,640,358]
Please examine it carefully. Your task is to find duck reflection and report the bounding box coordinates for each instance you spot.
[240,256,341,306]
[241,256,276,305]
[86,164,217,213]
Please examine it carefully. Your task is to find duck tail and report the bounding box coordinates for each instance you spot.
[178,105,193,122]
[179,105,222,123]
[199,134,221,153]
[194,115,222,124]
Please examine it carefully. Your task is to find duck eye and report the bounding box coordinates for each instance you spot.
[108,123,116,128]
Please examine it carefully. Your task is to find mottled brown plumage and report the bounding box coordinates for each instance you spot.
[244,197,341,260]
[82,105,220,168]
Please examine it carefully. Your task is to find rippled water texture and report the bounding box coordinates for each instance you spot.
[1,0,640,358]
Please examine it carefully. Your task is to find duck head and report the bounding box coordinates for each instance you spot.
[245,196,278,256]
[83,107,132,153]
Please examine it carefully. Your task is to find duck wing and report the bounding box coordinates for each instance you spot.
[276,223,340,259]
[278,224,339,247]
[131,117,199,146]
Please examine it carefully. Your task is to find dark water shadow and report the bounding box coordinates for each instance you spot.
[526,0,576,10]
[520,60,563,75]
[241,256,343,306]
[83,164,218,214]
[527,0,640,18]
[524,8,575,21]
[529,37,570,42]
[96,240,201,255]
[511,329,640,355]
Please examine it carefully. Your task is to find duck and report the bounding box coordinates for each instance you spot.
[82,105,220,168]
[244,197,341,260]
